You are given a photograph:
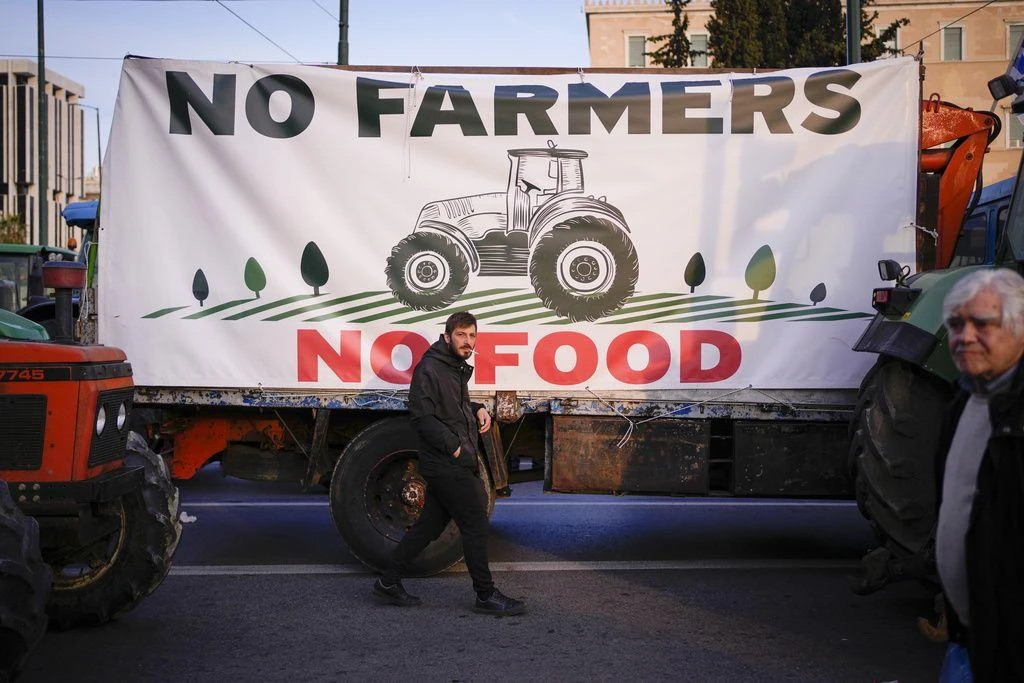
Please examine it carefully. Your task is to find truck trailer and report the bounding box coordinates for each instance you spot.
[87,55,986,578]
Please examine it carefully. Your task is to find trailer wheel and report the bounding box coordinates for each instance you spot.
[0,482,50,681]
[386,232,471,311]
[529,216,638,322]
[46,432,182,628]
[329,416,494,576]
[848,356,952,590]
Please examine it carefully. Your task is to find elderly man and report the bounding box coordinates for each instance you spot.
[936,268,1024,680]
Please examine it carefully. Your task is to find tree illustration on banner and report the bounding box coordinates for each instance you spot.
[301,242,329,296]
[810,282,826,305]
[683,252,706,293]
[745,245,776,300]
[192,269,209,307]
[244,257,267,299]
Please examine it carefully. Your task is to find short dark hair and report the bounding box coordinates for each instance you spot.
[445,311,477,336]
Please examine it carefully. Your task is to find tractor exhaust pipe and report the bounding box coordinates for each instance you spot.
[41,261,86,343]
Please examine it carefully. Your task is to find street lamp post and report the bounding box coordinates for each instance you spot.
[77,104,102,196]
[37,0,48,246]
[338,0,348,66]
[846,0,862,65]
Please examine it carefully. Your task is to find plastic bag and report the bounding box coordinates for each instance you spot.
[939,642,973,683]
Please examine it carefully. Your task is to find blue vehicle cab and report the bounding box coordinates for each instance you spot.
[949,176,1014,266]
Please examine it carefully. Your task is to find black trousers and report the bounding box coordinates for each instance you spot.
[383,467,494,596]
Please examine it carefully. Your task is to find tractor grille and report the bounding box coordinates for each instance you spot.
[0,395,47,470]
[88,387,135,467]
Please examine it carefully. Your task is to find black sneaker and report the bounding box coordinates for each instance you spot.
[372,579,421,606]
[473,588,525,616]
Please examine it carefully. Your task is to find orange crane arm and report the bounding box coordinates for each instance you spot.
[920,94,1001,269]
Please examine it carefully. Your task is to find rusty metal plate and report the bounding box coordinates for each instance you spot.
[479,423,509,491]
[550,416,708,495]
[732,421,852,497]
[494,390,521,424]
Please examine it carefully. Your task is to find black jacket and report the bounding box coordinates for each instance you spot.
[938,361,1024,681]
[407,336,485,477]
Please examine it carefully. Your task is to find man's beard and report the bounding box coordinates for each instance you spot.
[448,339,472,359]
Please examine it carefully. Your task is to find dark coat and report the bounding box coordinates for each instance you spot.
[938,361,1024,681]
[407,336,485,477]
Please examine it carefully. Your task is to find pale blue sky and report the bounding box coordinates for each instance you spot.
[2,0,593,170]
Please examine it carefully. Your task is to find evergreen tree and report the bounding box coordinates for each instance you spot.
[192,269,209,307]
[707,0,909,67]
[300,241,329,296]
[810,282,827,305]
[757,0,790,68]
[787,0,845,67]
[647,0,692,67]
[683,252,706,293]
[244,257,267,299]
[860,1,910,61]
[744,245,777,300]
[707,0,763,68]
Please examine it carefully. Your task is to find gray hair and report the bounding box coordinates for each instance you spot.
[942,268,1024,336]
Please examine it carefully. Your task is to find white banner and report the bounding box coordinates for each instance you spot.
[99,57,919,391]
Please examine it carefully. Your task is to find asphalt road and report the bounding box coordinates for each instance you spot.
[20,465,945,682]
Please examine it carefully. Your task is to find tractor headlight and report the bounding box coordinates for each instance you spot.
[95,405,107,435]
[117,403,128,431]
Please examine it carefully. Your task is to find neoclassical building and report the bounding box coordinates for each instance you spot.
[585,0,1024,182]
[0,59,87,248]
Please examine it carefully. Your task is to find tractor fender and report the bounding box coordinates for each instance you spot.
[412,221,480,273]
[527,196,630,248]
[852,264,993,383]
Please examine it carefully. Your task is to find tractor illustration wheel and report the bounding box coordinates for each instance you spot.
[529,217,638,322]
[386,232,470,311]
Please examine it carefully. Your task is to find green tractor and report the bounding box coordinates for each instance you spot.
[0,200,97,337]
[0,243,78,330]
[848,53,1024,592]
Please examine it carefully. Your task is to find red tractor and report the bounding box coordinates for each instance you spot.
[0,261,181,678]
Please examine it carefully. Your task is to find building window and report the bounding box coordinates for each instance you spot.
[1010,24,1024,58]
[690,34,709,67]
[1008,110,1024,148]
[627,35,647,67]
[942,26,963,61]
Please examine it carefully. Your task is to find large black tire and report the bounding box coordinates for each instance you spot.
[385,232,471,311]
[529,216,638,322]
[849,357,953,559]
[0,482,50,682]
[329,416,494,576]
[45,432,181,628]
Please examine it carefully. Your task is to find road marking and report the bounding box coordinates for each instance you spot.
[180,499,858,509]
[169,558,859,576]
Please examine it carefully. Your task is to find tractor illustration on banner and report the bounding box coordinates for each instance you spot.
[385,142,639,322]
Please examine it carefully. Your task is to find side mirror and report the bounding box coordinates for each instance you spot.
[877,259,903,282]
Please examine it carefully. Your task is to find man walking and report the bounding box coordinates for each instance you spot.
[372,311,525,616]
[936,268,1024,680]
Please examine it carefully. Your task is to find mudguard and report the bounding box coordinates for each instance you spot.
[411,220,480,272]
[528,195,629,246]
[853,265,992,382]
